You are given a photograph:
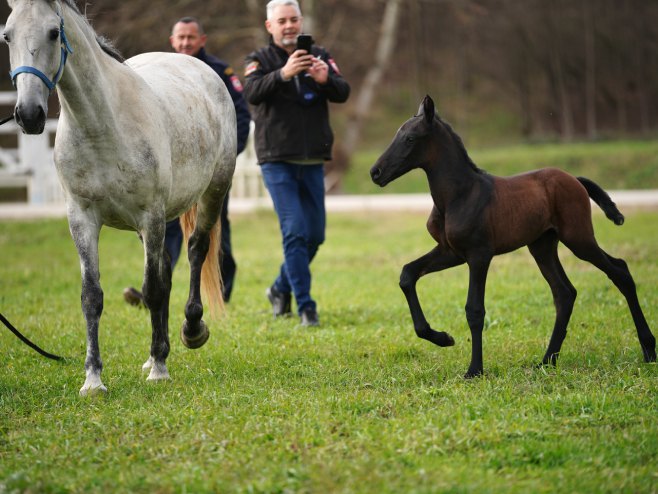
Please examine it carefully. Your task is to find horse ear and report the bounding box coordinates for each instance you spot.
[422,95,435,125]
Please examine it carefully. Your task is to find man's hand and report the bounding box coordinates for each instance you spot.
[280,50,314,80]
[307,57,329,85]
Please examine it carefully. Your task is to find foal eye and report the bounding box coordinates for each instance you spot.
[48,29,60,41]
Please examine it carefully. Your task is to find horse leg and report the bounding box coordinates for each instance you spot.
[563,238,656,362]
[68,210,106,396]
[140,215,172,381]
[464,255,492,378]
[399,245,465,347]
[181,195,224,348]
[528,231,577,366]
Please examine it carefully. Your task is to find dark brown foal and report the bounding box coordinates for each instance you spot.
[370,95,656,377]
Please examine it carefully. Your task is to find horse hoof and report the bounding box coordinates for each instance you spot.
[463,369,483,379]
[142,356,154,372]
[438,332,455,347]
[147,361,170,381]
[536,358,557,369]
[79,383,108,397]
[180,320,210,349]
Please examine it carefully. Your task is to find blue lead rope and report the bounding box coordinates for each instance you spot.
[9,15,73,92]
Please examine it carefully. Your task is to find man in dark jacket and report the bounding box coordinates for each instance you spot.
[243,0,350,326]
[124,16,250,306]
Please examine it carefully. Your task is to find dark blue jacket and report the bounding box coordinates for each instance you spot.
[196,47,251,155]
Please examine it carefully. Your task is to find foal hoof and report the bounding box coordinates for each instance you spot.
[642,342,657,363]
[425,329,455,347]
[437,332,455,347]
[180,319,210,349]
[463,368,483,379]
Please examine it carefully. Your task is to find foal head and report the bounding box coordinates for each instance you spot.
[371,95,480,187]
[4,0,72,134]
[370,95,439,187]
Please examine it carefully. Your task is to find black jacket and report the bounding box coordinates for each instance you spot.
[196,48,251,155]
[243,41,350,164]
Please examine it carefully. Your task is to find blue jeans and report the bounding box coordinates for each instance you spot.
[261,162,326,313]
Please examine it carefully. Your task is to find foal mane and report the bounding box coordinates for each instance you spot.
[436,115,484,175]
[59,0,125,63]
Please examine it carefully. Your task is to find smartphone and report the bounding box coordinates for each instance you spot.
[296,34,314,53]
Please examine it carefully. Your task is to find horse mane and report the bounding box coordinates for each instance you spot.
[437,115,484,175]
[60,0,125,63]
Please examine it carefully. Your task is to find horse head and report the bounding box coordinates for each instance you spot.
[4,0,72,134]
[370,95,438,187]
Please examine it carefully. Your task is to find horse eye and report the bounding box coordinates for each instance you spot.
[406,136,415,143]
[48,29,60,41]
[2,33,10,43]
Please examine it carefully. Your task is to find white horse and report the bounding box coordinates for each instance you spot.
[4,0,237,395]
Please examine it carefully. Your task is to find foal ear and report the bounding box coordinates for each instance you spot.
[421,95,435,125]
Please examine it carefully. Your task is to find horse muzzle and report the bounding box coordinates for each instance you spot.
[370,164,390,187]
[14,101,47,135]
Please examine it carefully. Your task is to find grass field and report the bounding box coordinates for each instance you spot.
[1,210,657,493]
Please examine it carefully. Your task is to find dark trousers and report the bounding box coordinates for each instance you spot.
[165,193,236,302]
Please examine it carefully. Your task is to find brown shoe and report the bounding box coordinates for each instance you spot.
[123,287,146,308]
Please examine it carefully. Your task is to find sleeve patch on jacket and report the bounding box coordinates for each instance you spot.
[328,58,341,75]
[230,75,244,92]
[245,61,260,77]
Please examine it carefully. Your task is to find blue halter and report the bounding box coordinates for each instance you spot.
[9,13,74,92]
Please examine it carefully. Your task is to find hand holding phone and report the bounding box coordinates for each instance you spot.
[296,34,314,53]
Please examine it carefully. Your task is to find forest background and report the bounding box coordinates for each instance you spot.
[1,0,656,190]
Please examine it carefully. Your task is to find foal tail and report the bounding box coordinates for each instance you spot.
[577,177,625,226]
[180,206,224,319]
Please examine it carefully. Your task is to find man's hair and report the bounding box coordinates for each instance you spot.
[266,0,302,20]
[172,16,205,35]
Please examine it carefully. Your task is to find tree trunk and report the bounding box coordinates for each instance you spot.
[325,0,402,193]
[583,0,598,140]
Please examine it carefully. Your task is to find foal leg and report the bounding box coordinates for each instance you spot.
[399,245,465,347]
[140,215,172,381]
[528,231,577,366]
[68,209,106,396]
[463,255,492,378]
[564,238,656,362]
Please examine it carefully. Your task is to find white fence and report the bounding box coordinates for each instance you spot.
[0,91,265,204]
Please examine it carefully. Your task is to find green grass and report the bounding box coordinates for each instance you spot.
[1,210,657,493]
[345,139,658,194]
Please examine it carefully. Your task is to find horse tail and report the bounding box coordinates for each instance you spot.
[577,176,625,226]
[180,206,224,319]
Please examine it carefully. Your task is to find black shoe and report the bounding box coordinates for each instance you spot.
[300,307,319,327]
[123,287,146,308]
[266,286,291,317]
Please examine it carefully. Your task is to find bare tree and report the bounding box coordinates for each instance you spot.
[325,0,402,192]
